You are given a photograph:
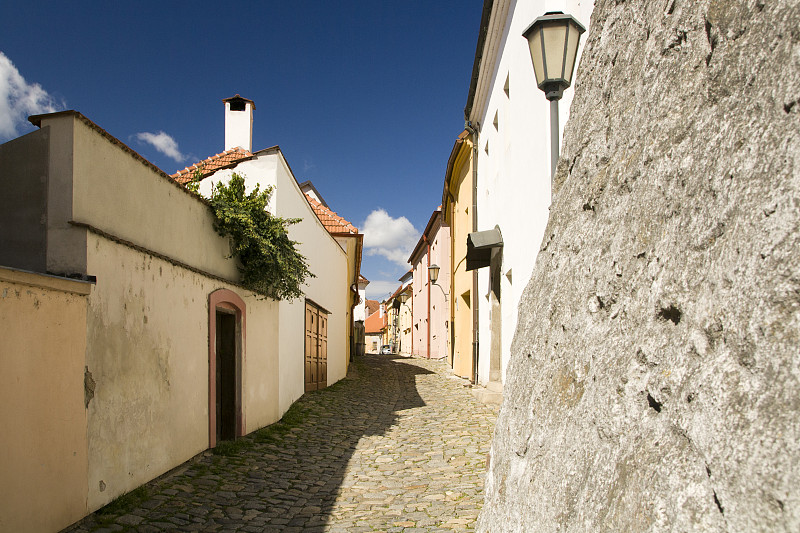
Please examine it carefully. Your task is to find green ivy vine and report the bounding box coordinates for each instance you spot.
[207,173,314,300]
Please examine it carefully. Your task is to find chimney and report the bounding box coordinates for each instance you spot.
[223,94,255,151]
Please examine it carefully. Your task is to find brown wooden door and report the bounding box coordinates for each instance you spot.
[304,301,328,392]
[318,312,328,386]
[305,302,317,392]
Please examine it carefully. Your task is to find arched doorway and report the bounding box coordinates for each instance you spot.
[208,289,246,448]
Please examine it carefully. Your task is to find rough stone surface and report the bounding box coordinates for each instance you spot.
[478,1,800,531]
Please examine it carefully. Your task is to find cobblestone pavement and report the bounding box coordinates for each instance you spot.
[63,354,497,532]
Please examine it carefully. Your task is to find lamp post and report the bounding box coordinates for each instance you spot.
[523,11,586,181]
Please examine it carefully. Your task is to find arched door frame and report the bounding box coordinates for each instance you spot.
[208,289,246,448]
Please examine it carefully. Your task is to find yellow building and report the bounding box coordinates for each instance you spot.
[442,130,475,380]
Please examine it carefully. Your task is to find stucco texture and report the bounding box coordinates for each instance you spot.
[479,0,800,531]
[0,269,90,533]
[85,234,282,511]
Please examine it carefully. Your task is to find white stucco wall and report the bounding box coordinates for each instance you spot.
[273,154,349,409]
[197,156,278,214]
[196,149,349,412]
[473,0,595,385]
[224,101,254,152]
[354,285,367,322]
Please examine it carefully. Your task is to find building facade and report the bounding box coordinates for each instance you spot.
[408,207,451,360]
[443,130,476,380]
[0,104,352,529]
[462,0,594,391]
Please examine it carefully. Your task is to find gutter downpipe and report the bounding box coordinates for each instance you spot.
[465,122,479,385]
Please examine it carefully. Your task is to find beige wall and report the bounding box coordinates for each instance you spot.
[0,267,91,533]
[84,235,281,511]
[40,113,239,281]
[335,234,360,364]
[447,140,474,379]
[7,112,351,520]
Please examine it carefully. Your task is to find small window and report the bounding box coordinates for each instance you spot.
[504,73,510,97]
[493,111,499,131]
[230,99,246,111]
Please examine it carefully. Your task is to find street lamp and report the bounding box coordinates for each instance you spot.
[428,264,440,285]
[523,11,586,180]
[428,264,449,302]
[398,292,409,304]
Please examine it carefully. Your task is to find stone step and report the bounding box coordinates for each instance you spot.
[471,386,503,406]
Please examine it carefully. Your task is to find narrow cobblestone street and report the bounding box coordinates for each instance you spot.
[63,354,497,532]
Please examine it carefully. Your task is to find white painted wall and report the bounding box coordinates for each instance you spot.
[353,282,367,322]
[472,0,595,385]
[199,149,349,412]
[197,156,278,214]
[274,154,349,406]
[224,101,254,152]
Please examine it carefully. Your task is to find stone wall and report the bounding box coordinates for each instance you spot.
[478,1,800,531]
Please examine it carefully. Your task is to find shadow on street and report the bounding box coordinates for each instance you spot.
[63,353,437,532]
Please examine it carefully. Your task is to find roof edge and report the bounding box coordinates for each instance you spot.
[464,0,495,122]
[29,110,208,204]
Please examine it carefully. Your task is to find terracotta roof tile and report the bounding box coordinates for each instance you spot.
[365,308,387,334]
[305,194,358,235]
[365,299,380,316]
[170,147,254,184]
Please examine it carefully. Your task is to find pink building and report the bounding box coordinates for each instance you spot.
[408,207,450,359]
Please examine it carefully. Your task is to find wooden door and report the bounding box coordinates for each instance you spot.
[304,301,328,392]
[216,310,237,442]
[318,312,328,386]
[305,302,318,392]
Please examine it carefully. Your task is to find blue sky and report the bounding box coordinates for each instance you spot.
[1,1,483,301]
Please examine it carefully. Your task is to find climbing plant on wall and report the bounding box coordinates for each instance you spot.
[209,173,313,300]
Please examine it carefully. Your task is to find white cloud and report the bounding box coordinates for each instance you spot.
[362,208,419,267]
[365,280,402,301]
[135,131,185,162]
[0,52,62,141]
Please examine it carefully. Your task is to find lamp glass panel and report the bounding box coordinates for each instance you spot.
[429,265,440,283]
[563,23,581,85]
[542,21,568,81]
[527,25,545,85]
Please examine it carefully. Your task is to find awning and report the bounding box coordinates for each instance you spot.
[466,226,503,271]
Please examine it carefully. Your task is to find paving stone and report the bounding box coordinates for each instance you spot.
[61,355,496,532]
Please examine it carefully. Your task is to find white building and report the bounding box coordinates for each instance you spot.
[173,95,355,399]
[466,1,594,388]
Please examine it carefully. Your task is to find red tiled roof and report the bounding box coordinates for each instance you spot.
[365,308,387,334]
[305,194,358,235]
[365,299,380,316]
[170,147,254,184]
